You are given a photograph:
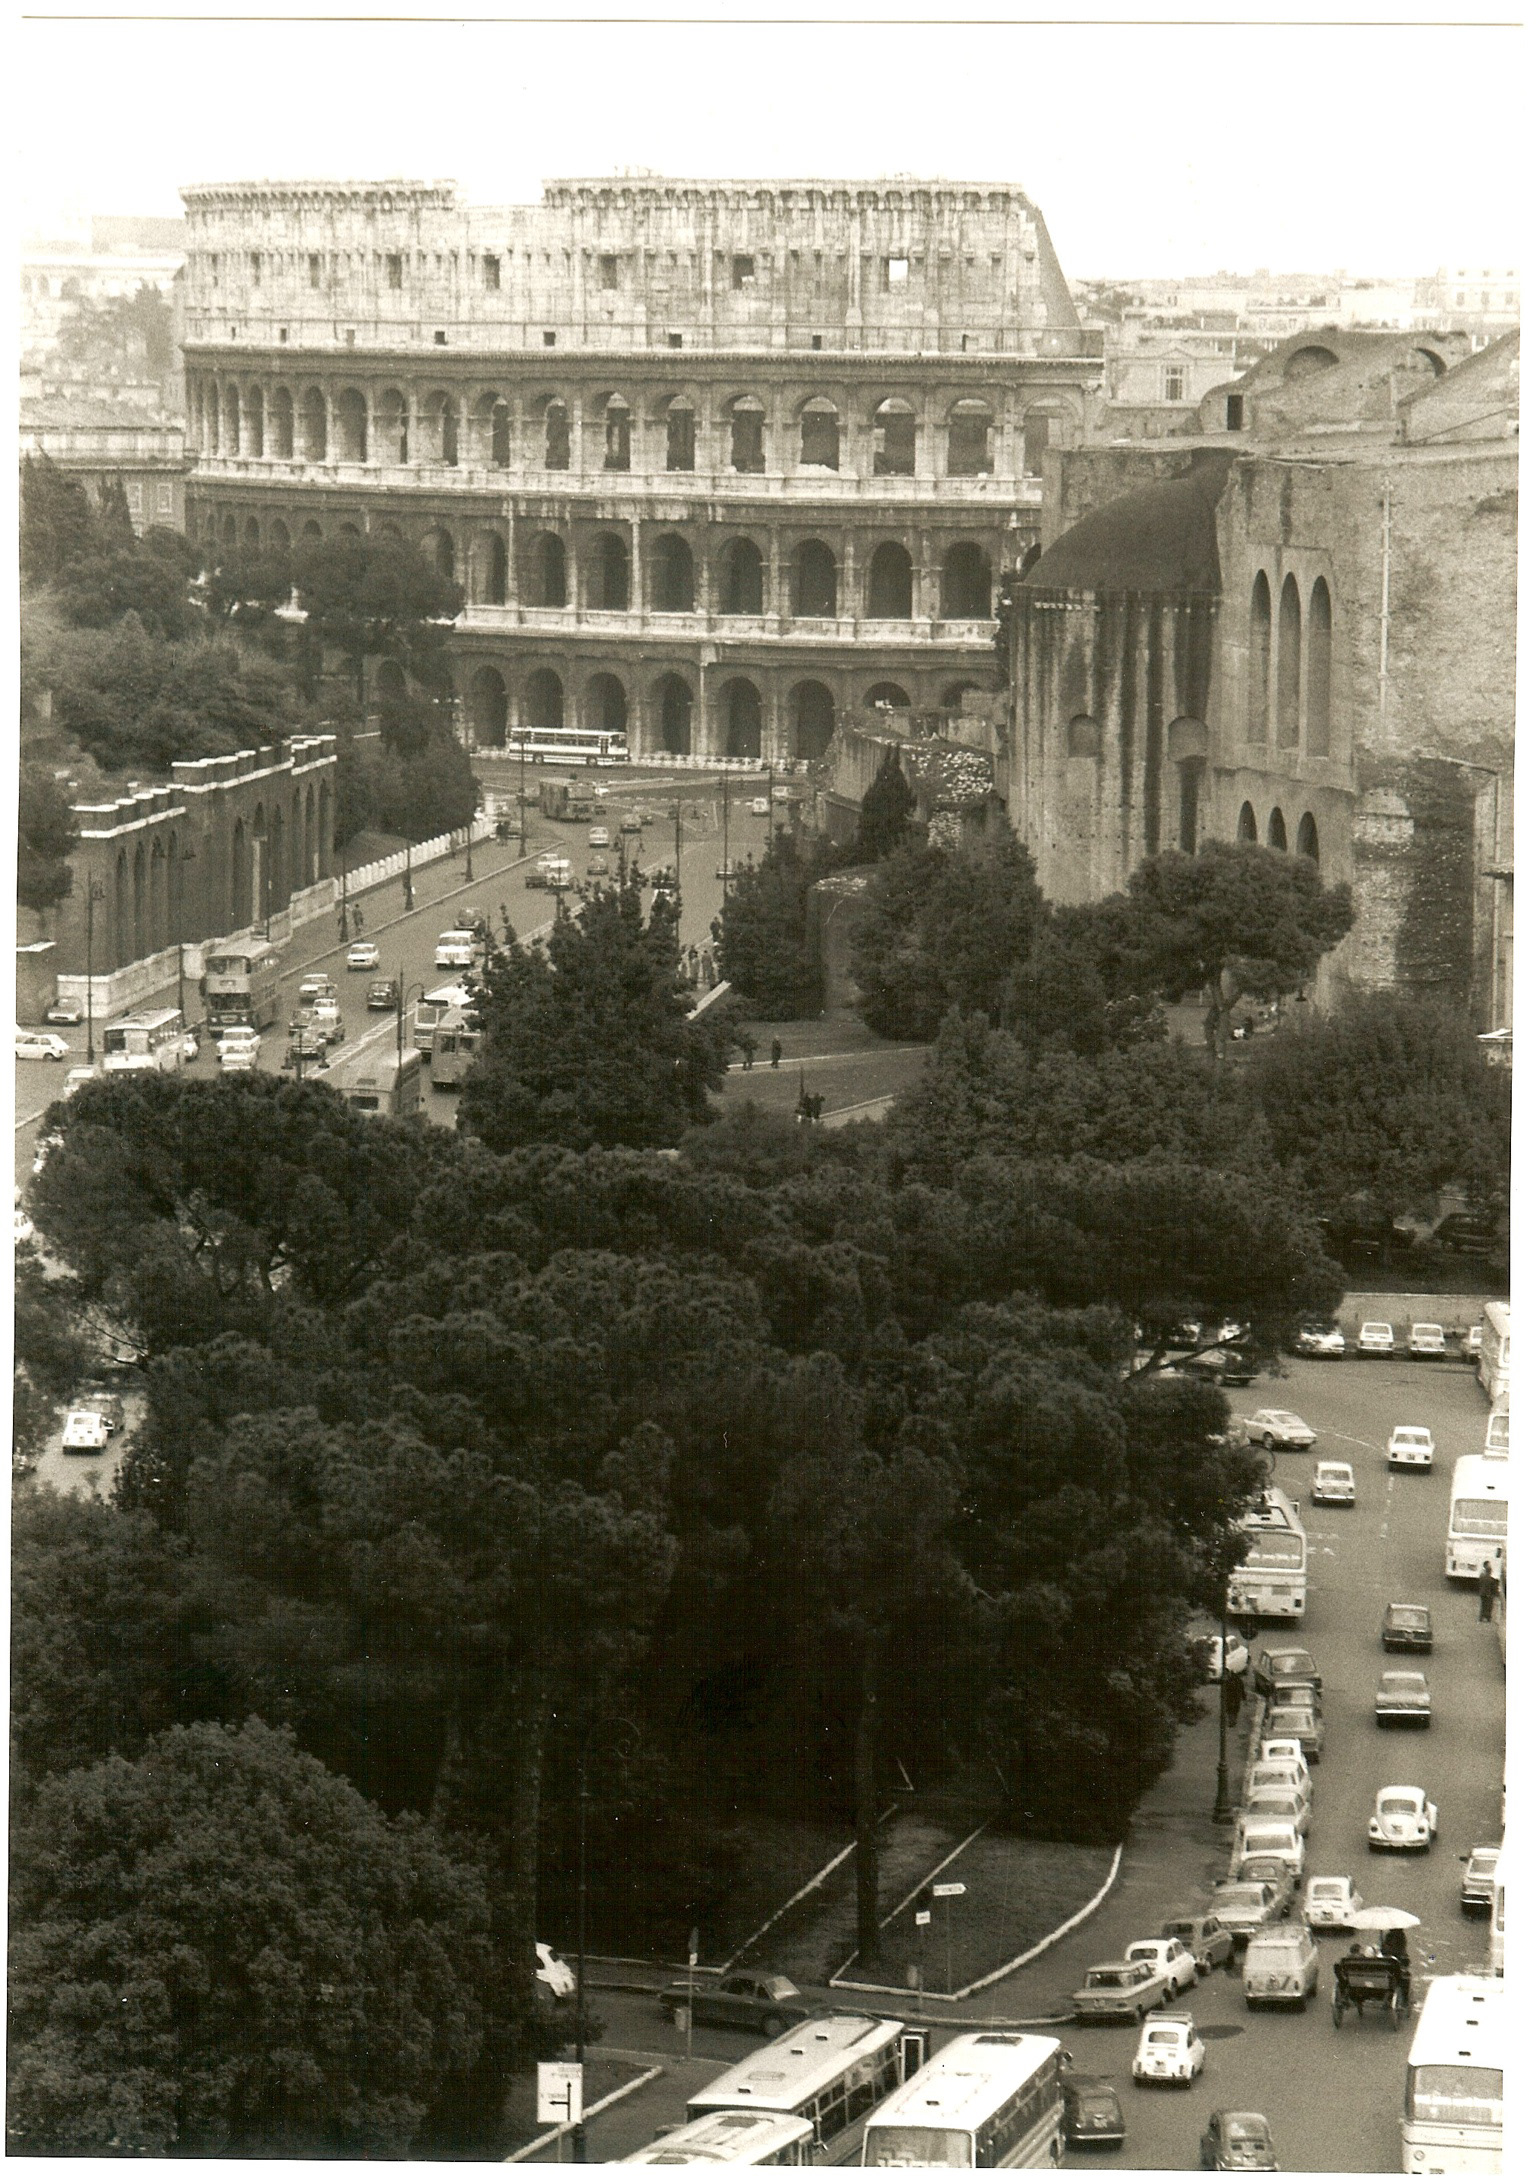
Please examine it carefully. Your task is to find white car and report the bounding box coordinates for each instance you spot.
[1407,1321,1446,1358]
[298,974,336,1006]
[62,1066,98,1098]
[1387,1425,1434,1470]
[1312,1460,1356,1505]
[1368,1785,1438,1852]
[1294,1323,1346,1358]
[1124,1938,1199,1999]
[1235,1819,1305,1877]
[1248,1761,1312,1809]
[536,1942,576,1999]
[16,1028,70,1061]
[346,941,381,971]
[1302,1875,1364,1930]
[434,931,478,969]
[1245,1786,1311,1836]
[587,827,612,849]
[61,1408,111,1453]
[1358,1321,1395,1356]
[750,796,771,815]
[1244,1409,1317,1451]
[219,1033,261,1073]
[1259,1737,1308,1769]
[1131,2012,1205,2087]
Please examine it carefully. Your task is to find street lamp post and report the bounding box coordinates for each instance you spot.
[174,845,198,1031]
[573,1719,639,2164]
[83,877,105,1066]
[403,837,414,911]
[397,978,427,1069]
[518,728,528,854]
[1213,1609,1234,1824]
[673,797,684,926]
[463,821,475,884]
[720,773,730,905]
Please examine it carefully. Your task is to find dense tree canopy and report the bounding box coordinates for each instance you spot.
[717,831,839,1018]
[853,748,919,860]
[291,534,463,704]
[851,834,1047,1039]
[17,763,80,911]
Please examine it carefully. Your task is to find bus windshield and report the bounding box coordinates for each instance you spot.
[1244,1534,1305,1568]
[1452,1500,1508,1536]
[1407,2066,1502,2126]
[863,2127,971,2168]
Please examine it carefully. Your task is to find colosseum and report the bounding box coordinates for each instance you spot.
[180,175,1099,762]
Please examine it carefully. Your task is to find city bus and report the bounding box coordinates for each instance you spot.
[1478,1303,1510,1407]
[510,724,629,767]
[1227,1487,1309,1623]
[1401,1975,1503,2174]
[414,981,473,1056]
[1445,1456,1508,1581]
[323,1042,423,1120]
[685,2016,926,2167]
[204,939,282,1032]
[102,1007,187,1075]
[622,2111,815,2165]
[861,2032,1066,2169]
[429,1007,482,1088]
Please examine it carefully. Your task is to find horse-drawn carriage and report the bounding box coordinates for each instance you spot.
[1331,1948,1410,2029]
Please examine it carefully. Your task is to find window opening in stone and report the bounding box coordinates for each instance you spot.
[667,332,684,348]
[1178,760,1203,854]
[810,333,824,351]
[949,402,994,476]
[483,254,501,290]
[1226,393,1245,430]
[866,682,911,710]
[386,253,403,289]
[378,388,407,463]
[732,254,755,290]
[587,673,628,738]
[657,674,692,756]
[800,402,840,470]
[1237,802,1258,843]
[721,537,764,616]
[1067,714,1101,758]
[526,668,564,733]
[1163,366,1187,402]
[1276,574,1301,746]
[270,386,295,458]
[433,330,447,346]
[792,680,836,764]
[591,532,630,611]
[301,387,327,462]
[1268,807,1288,851]
[1297,812,1319,861]
[543,330,557,346]
[599,254,619,291]
[792,538,838,617]
[886,257,909,288]
[940,542,991,619]
[873,399,916,476]
[469,665,508,746]
[472,531,507,606]
[308,254,322,289]
[337,388,368,463]
[534,532,567,608]
[1247,572,1271,739]
[1306,579,1332,754]
[868,540,913,618]
[604,399,631,472]
[723,678,762,758]
[544,401,570,470]
[652,533,695,612]
[730,398,765,474]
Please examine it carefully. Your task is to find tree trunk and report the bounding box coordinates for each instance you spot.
[854,1628,883,1968]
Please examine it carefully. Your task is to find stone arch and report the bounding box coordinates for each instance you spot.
[304,783,317,883]
[301,518,323,544]
[872,396,916,477]
[529,531,567,607]
[318,778,332,878]
[601,393,632,472]
[243,516,262,551]
[223,383,242,455]
[1306,578,1332,755]
[1248,572,1272,740]
[868,540,913,619]
[541,398,571,471]
[586,672,629,738]
[790,679,836,764]
[526,667,564,733]
[468,664,509,746]
[473,391,511,468]
[792,537,838,617]
[1237,802,1258,843]
[421,527,456,582]
[470,529,508,606]
[301,387,327,461]
[1283,344,1340,381]
[149,837,167,956]
[229,817,246,925]
[1268,807,1288,851]
[335,387,368,462]
[941,542,991,619]
[943,680,984,709]
[655,674,693,757]
[664,394,696,473]
[1297,811,1320,862]
[1276,575,1302,746]
[221,511,238,546]
[424,391,459,466]
[115,849,129,971]
[798,396,840,471]
[270,518,291,557]
[270,385,295,459]
[589,531,630,611]
[948,398,995,477]
[270,805,287,911]
[651,532,695,612]
[242,384,265,458]
[866,682,911,709]
[728,393,766,474]
[377,388,409,463]
[720,536,764,615]
[722,677,763,759]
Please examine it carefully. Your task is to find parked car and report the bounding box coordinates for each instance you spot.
[1178,1348,1258,1387]
[1243,1409,1316,1451]
[1063,2075,1125,2149]
[61,1408,111,1453]
[1131,2012,1204,2086]
[1376,1670,1431,1728]
[1248,1761,1312,1809]
[1381,1602,1434,1653]
[1236,1860,1299,1916]
[1312,1460,1356,1506]
[1242,1923,1319,2009]
[43,1000,84,1026]
[1188,1632,1249,1682]
[298,974,336,1006]
[1199,2111,1279,2171]
[1302,1875,1364,1931]
[1264,1697,1324,1760]
[219,1036,261,1073]
[1461,1323,1485,1361]
[1072,1959,1165,2022]
[1235,1818,1305,1879]
[1460,1844,1502,1914]
[1244,1788,1311,1837]
[1207,1880,1287,1945]
[366,978,400,1011]
[1368,1785,1438,1852]
[77,1390,125,1435]
[659,1971,809,2036]
[1408,1321,1447,1359]
[16,1028,69,1061]
[62,1066,98,1098]
[1158,1909,1235,1977]
[536,1942,576,2000]
[1432,1211,1500,1255]
[346,940,381,972]
[1293,1323,1346,1358]
[1258,1737,1309,1769]
[1123,1938,1199,2000]
[1357,1321,1395,1357]
[1387,1425,1435,1470]
[311,1002,345,1047]
[1254,1646,1321,1698]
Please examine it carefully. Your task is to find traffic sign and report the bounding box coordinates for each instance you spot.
[914,1909,932,1927]
[537,2062,583,2125]
[932,1882,967,1898]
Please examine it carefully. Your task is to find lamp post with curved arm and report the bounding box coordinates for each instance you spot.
[573,1717,640,2163]
[397,977,427,1069]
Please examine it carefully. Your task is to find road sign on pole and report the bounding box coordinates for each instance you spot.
[914,1909,932,1927]
[932,1882,967,1898]
[538,2062,584,2126]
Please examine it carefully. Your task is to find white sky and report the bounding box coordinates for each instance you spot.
[11,5,1529,279]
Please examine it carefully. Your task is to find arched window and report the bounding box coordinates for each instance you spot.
[722,678,762,759]
[470,530,507,605]
[472,392,510,468]
[114,849,129,970]
[868,541,913,619]
[799,399,840,471]
[940,542,991,619]
[665,397,695,473]
[1296,812,1319,862]
[532,532,567,607]
[656,674,692,756]
[425,392,458,467]
[652,533,695,612]
[590,532,630,611]
[865,682,911,710]
[338,522,362,543]
[269,518,291,557]
[943,680,983,709]
[721,537,764,615]
[132,843,147,961]
[1021,409,1056,476]
[421,528,455,582]
[1306,579,1332,754]
[792,538,838,618]
[377,388,408,464]
[1237,802,1259,843]
[1276,575,1301,747]
[1067,714,1101,758]
[1248,572,1272,741]
[301,387,327,462]
[1178,761,1204,854]
[336,388,368,462]
[542,399,570,470]
[586,673,628,738]
[873,398,916,477]
[603,396,631,472]
[1268,807,1288,851]
[221,511,238,546]
[791,680,836,764]
[223,384,242,456]
[243,517,261,551]
[242,385,265,458]
[301,519,323,544]
[270,386,295,459]
[948,401,994,476]
[526,668,564,733]
[729,395,765,475]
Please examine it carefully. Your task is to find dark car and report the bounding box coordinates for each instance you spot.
[1064,2076,1125,2150]
[1253,1646,1322,1698]
[77,1389,125,1435]
[367,978,401,1011]
[1381,1602,1434,1653]
[1175,1348,1257,1388]
[1432,1212,1501,1255]
[659,1971,808,2037]
[1199,2111,1279,2171]
[1159,1910,1236,1976]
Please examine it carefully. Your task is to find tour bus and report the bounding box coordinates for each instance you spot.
[414,981,474,1056]
[204,939,282,1033]
[1227,1487,1309,1623]
[622,2111,815,2165]
[1401,1975,1503,2174]
[1445,1456,1508,1581]
[685,2016,927,2167]
[1484,1405,1509,1458]
[1478,1303,1510,1407]
[510,723,629,767]
[102,1007,187,1075]
[430,1007,482,1088]
[861,2032,1066,2169]
[1490,1854,1504,1976]
[323,1042,423,1120]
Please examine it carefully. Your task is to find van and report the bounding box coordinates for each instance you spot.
[1242,1925,1319,2009]
[1485,1409,1509,1456]
[434,931,478,970]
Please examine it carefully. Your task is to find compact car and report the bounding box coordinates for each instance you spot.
[1244,1410,1316,1451]
[1368,1785,1438,1852]
[1131,2013,1204,2086]
[1375,1670,1431,1728]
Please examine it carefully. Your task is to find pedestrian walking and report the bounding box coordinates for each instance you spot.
[738,1030,758,1070]
[1222,1668,1245,1730]
[700,946,716,987]
[687,945,700,987]
[770,1037,783,1070]
[352,902,364,935]
[1478,1560,1498,1621]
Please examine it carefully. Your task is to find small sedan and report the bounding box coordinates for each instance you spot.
[1381,1602,1433,1653]
[298,974,336,1006]
[311,1004,346,1047]
[61,1409,111,1453]
[1375,1670,1431,1728]
[16,1029,69,1061]
[1264,1699,1323,1760]
[1063,2075,1125,2150]
[1368,1785,1438,1852]
[1358,1321,1395,1356]
[588,826,612,848]
[1208,1880,1286,1944]
[1158,1910,1235,1976]
[219,1038,261,1073]
[1199,2111,1279,2172]
[1303,1875,1364,1931]
[750,796,771,816]
[1131,2012,1204,2086]
[43,1000,85,1026]
[366,978,400,1011]
[1253,1645,1321,1698]
[346,940,381,971]
[1387,1425,1435,1470]
[659,1971,808,2037]
[1312,1460,1356,1506]
[1408,1321,1447,1358]
[1123,1937,1199,1999]
[1460,1844,1502,1914]
[1244,1409,1316,1451]
[587,855,610,877]
[1293,1323,1346,1358]
[1072,1959,1164,2022]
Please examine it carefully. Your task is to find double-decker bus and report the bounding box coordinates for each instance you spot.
[1227,1487,1309,1623]
[1478,1303,1510,1406]
[1445,1455,1508,1581]
[685,2016,926,2167]
[204,939,282,1032]
[323,1042,423,1120]
[861,2032,1066,2169]
[414,981,473,1055]
[622,2111,815,2165]
[1401,1975,1503,2174]
[430,1007,482,1088]
[510,724,628,767]
[102,1007,187,1075]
